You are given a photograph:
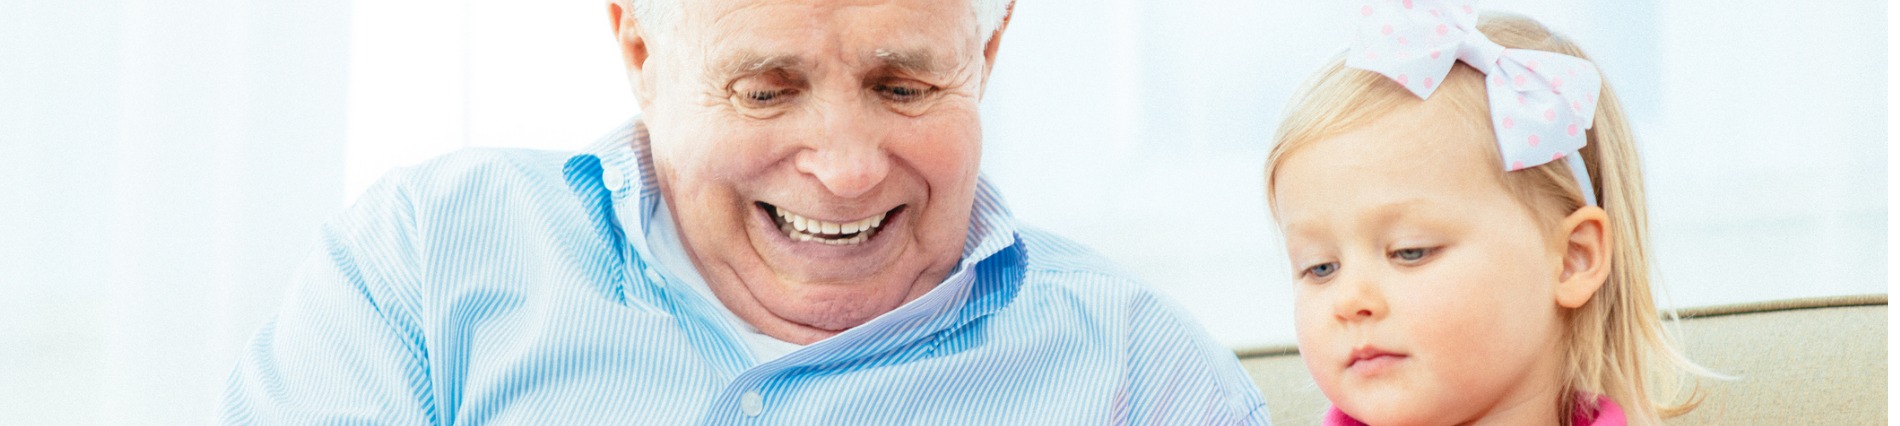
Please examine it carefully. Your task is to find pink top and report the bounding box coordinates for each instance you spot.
[1321,395,1626,426]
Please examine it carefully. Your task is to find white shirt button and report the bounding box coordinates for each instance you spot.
[740,391,764,417]
[601,167,625,192]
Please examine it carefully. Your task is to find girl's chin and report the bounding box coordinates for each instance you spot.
[1333,390,1438,426]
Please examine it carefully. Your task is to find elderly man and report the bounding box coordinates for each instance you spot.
[224,0,1268,423]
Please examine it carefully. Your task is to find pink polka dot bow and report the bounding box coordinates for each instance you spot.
[1346,0,1600,205]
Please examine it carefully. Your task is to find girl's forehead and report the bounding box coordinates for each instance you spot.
[1292,101,1497,182]
[1272,104,1516,228]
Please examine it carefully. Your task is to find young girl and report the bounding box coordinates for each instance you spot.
[1264,3,1708,425]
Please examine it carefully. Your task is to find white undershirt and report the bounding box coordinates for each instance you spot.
[642,200,807,364]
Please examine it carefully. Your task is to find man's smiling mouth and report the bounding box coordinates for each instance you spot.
[758,202,902,246]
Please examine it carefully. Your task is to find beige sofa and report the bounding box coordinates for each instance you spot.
[1236,294,1888,425]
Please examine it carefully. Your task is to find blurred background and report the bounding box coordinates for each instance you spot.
[1,0,1886,423]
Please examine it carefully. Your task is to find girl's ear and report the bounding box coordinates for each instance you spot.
[1554,206,1613,308]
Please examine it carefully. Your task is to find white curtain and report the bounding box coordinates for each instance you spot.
[1,0,1884,424]
[2,0,350,423]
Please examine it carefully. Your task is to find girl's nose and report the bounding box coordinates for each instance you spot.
[1332,271,1387,322]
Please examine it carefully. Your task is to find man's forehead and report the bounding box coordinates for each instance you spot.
[707,46,952,75]
[689,0,972,19]
[682,0,975,37]
[680,2,976,62]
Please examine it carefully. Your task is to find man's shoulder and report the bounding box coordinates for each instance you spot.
[382,147,576,201]
[345,148,584,223]
[1001,226,1268,422]
[1005,225,1225,335]
[1012,226,1136,279]
[328,147,599,270]
[322,147,618,316]
[1007,225,1179,312]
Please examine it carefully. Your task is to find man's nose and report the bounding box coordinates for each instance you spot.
[1332,269,1388,322]
[794,110,891,199]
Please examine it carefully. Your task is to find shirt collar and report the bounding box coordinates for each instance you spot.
[563,117,1024,359]
[581,118,663,259]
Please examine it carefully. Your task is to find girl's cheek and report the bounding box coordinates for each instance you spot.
[1291,289,1318,323]
[1292,293,1332,345]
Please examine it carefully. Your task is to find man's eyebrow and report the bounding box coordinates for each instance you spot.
[707,49,951,80]
[871,48,950,76]
[710,51,806,80]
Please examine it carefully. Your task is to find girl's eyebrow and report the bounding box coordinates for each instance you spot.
[1354,197,1471,238]
[1280,196,1456,242]
[1366,198,1436,224]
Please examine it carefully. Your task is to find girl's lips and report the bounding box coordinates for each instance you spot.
[1347,346,1406,374]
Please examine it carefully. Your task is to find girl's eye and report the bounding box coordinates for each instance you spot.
[1306,262,1339,279]
[1391,247,1434,263]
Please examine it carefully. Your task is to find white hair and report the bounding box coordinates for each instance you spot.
[630,0,1012,43]
[971,0,1012,39]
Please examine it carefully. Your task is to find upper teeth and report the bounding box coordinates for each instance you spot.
[775,207,887,243]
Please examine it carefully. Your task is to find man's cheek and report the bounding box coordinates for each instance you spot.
[672,133,772,187]
[898,126,981,175]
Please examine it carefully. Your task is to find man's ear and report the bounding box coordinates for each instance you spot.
[608,0,655,107]
[1554,206,1613,309]
[978,1,1016,95]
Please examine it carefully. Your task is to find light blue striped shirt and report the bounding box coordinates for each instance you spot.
[224,118,1271,424]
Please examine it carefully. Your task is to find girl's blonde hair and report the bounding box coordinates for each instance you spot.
[1264,12,1710,425]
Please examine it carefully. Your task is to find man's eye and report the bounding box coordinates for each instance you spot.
[1305,262,1339,279]
[874,82,932,103]
[739,89,796,107]
[1391,248,1433,262]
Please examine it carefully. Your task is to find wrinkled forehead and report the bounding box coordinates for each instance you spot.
[678,0,982,61]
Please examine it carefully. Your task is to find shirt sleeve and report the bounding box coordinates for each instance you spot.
[1116,291,1273,425]
[223,175,439,426]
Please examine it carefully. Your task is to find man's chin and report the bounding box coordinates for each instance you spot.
[741,259,957,327]
[751,280,916,333]
[759,262,902,287]
[732,202,964,334]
